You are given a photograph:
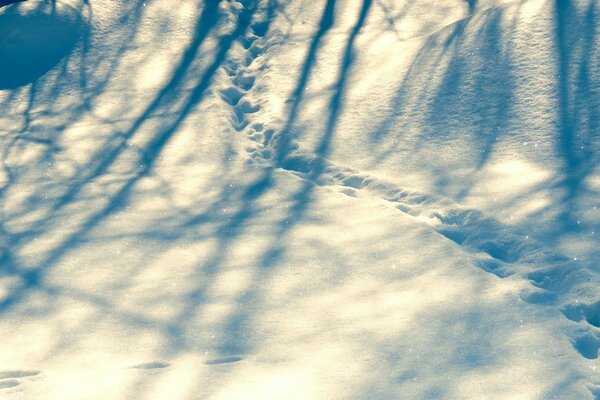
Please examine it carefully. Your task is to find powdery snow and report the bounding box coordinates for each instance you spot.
[0,0,599,398]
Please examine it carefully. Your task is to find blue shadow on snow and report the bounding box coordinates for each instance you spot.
[0,0,86,89]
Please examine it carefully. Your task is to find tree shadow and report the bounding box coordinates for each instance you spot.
[0,0,87,89]
[465,0,477,14]
[2,0,598,396]
[368,5,516,202]
[553,0,599,233]
[0,0,260,337]
[0,0,328,396]
[366,0,599,250]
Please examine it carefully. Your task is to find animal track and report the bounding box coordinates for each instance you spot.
[235,100,260,114]
[217,5,275,163]
[203,356,243,365]
[234,74,255,90]
[563,301,600,327]
[524,264,582,292]
[474,257,511,278]
[518,288,557,305]
[262,129,274,143]
[219,87,245,106]
[130,362,170,370]
[571,333,600,360]
[0,370,40,390]
[222,60,238,77]
[247,43,266,59]
[437,227,468,246]
[231,107,250,131]
[239,36,256,49]
[220,0,600,379]
[274,151,600,371]
[0,380,19,389]
[477,240,520,264]
[250,21,269,37]
[0,370,40,379]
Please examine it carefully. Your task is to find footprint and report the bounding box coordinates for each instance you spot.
[248,128,275,146]
[247,130,264,143]
[231,108,249,131]
[244,53,256,67]
[477,240,520,264]
[263,129,275,144]
[248,149,264,162]
[234,74,255,91]
[239,36,256,49]
[437,228,468,246]
[235,100,260,114]
[0,380,19,389]
[0,370,40,379]
[433,209,485,226]
[519,287,556,305]
[281,154,318,174]
[571,333,600,360]
[243,43,266,67]
[474,258,511,278]
[396,203,412,213]
[341,174,366,190]
[525,266,574,291]
[562,301,600,327]
[219,87,245,106]
[525,268,556,290]
[203,356,243,365]
[130,362,170,370]
[222,60,238,77]
[259,148,272,159]
[248,43,266,59]
[339,188,357,198]
[250,21,269,37]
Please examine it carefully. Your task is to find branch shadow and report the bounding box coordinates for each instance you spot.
[2,0,598,397]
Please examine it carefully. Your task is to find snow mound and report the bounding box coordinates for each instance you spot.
[0,0,85,89]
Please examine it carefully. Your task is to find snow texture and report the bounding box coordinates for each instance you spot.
[0,0,599,398]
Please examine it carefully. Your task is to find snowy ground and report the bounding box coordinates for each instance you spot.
[0,0,599,398]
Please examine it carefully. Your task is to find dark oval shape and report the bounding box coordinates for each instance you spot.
[0,1,27,9]
[203,356,243,365]
[0,0,84,89]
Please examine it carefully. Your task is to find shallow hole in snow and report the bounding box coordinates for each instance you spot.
[573,336,600,360]
[563,301,600,328]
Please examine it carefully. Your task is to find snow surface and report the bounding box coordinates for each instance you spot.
[0,0,599,398]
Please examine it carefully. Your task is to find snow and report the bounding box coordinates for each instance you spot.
[0,0,599,398]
